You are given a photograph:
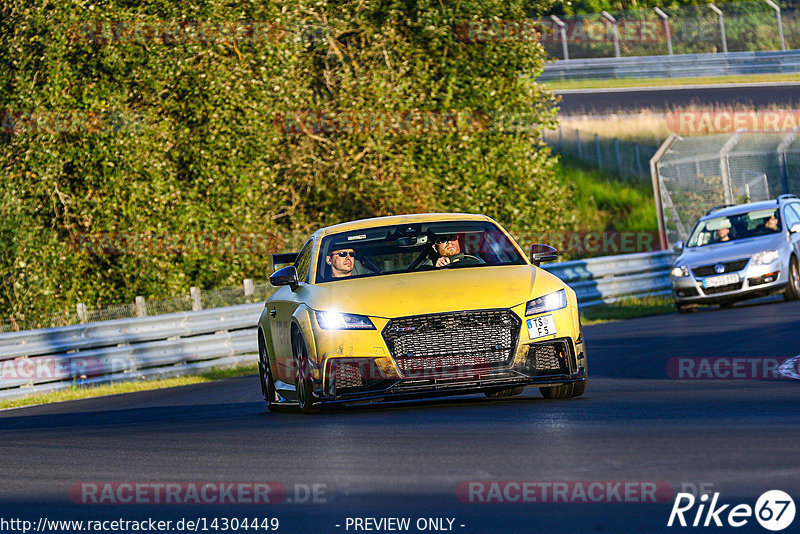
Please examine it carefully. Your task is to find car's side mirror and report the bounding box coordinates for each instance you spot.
[673,240,684,252]
[270,265,299,290]
[791,223,800,234]
[530,244,558,266]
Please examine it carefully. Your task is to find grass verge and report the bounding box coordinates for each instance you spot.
[0,363,258,411]
[580,295,675,325]
[543,73,800,91]
[555,156,658,236]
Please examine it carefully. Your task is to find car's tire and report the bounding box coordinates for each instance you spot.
[784,256,800,302]
[257,332,279,411]
[539,380,587,399]
[291,327,319,414]
[484,386,525,398]
[676,302,694,314]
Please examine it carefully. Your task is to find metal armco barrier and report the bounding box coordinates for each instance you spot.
[539,49,800,81]
[0,251,675,401]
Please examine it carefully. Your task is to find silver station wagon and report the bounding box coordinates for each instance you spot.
[671,195,800,312]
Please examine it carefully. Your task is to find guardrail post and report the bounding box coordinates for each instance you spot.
[190,287,203,311]
[76,303,88,323]
[654,8,673,55]
[601,11,620,58]
[576,130,582,158]
[558,124,563,146]
[550,15,569,60]
[135,296,147,317]
[595,134,603,168]
[765,0,786,51]
[708,4,728,54]
[243,279,254,303]
[614,138,622,173]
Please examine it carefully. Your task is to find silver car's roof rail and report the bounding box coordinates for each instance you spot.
[705,204,735,215]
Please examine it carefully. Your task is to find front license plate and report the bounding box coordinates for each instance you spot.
[527,314,557,340]
[703,273,740,288]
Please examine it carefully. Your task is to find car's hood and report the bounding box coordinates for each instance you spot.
[678,234,785,266]
[303,265,566,318]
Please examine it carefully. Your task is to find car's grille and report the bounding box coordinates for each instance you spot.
[692,259,748,277]
[702,281,744,295]
[381,309,520,377]
[327,359,384,394]
[523,339,575,376]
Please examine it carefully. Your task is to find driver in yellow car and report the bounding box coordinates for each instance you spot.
[431,234,484,268]
[326,248,355,278]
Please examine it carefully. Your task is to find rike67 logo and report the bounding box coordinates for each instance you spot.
[668,490,795,531]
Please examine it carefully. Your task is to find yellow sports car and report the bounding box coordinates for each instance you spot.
[257,213,587,412]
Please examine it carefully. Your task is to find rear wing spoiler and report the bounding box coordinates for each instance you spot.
[270,252,298,272]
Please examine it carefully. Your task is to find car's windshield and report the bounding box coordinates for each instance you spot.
[315,221,527,283]
[687,208,782,247]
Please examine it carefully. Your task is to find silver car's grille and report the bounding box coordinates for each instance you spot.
[692,259,748,277]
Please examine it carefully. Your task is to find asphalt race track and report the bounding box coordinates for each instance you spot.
[2,300,800,533]
[556,82,800,115]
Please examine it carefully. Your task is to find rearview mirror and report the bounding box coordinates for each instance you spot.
[673,240,684,252]
[530,244,558,266]
[270,265,299,290]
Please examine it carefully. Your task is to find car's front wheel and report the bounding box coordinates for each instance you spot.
[539,380,586,399]
[258,332,280,411]
[676,302,695,314]
[291,328,319,414]
[784,256,800,301]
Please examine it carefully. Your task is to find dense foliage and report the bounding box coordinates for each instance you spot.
[0,0,572,324]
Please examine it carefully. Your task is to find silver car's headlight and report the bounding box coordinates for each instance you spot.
[752,250,780,265]
[315,311,375,330]
[671,266,690,278]
[526,289,567,316]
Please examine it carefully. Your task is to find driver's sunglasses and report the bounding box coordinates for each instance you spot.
[435,235,457,244]
[333,251,355,258]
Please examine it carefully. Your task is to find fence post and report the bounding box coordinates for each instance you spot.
[614,138,622,173]
[558,124,563,146]
[777,133,796,194]
[576,130,582,159]
[190,287,203,311]
[601,11,621,58]
[76,303,88,323]
[135,296,147,317]
[595,133,603,168]
[765,0,786,51]
[708,4,728,54]
[550,15,569,60]
[654,8,673,55]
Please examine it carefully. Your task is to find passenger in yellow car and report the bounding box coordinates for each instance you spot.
[325,248,355,277]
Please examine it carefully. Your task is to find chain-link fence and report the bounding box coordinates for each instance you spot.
[0,279,277,333]
[653,132,800,246]
[544,125,659,183]
[541,1,800,60]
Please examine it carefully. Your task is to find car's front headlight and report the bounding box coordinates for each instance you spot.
[671,266,690,278]
[526,289,567,316]
[752,250,780,265]
[315,311,375,330]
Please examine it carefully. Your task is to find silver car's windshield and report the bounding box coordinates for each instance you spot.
[687,208,782,247]
[315,221,526,283]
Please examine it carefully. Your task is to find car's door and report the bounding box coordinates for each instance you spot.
[784,203,800,258]
[270,238,314,383]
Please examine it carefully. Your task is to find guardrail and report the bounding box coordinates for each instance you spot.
[539,49,800,81]
[0,251,675,401]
